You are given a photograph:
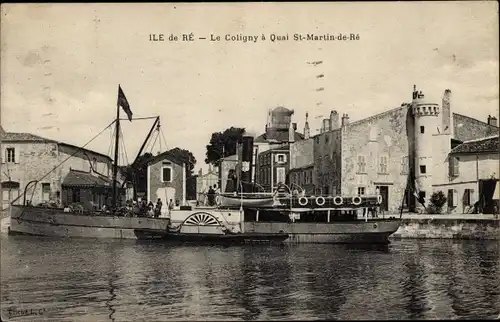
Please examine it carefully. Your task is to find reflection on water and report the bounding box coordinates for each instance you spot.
[1,235,499,321]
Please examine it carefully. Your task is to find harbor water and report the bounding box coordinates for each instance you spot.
[1,235,499,321]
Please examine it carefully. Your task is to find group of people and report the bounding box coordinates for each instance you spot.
[117,198,174,218]
[198,184,221,206]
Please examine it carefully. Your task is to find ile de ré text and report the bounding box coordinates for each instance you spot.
[149,33,361,43]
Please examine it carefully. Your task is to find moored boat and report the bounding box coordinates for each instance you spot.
[218,192,276,208]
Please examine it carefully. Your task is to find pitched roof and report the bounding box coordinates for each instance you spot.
[450,135,499,154]
[62,169,112,187]
[1,132,56,142]
[254,130,304,143]
[58,142,112,162]
[453,113,499,142]
[147,150,184,166]
[1,130,112,161]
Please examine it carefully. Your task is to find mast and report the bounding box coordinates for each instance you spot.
[112,101,120,210]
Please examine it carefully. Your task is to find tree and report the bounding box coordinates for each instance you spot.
[166,147,196,176]
[205,127,246,166]
[427,191,447,214]
[167,147,198,200]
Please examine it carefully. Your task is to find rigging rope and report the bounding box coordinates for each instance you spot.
[13,121,116,204]
[119,125,129,166]
[149,130,159,155]
[160,126,169,152]
[107,124,116,158]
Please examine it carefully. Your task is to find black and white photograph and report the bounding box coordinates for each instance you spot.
[1,2,499,321]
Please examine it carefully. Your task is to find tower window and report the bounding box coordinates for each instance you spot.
[420,165,427,174]
[420,126,425,134]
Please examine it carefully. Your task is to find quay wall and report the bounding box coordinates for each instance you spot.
[390,215,500,240]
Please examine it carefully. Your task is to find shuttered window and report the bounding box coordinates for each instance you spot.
[449,157,459,177]
[357,155,366,173]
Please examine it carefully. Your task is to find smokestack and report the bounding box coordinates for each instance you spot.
[341,114,350,126]
[240,136,254,189]
[288,122,295,143]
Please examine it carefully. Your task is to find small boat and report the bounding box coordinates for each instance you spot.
[218,193,276,208]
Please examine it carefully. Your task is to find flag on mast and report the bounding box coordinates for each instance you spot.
[117,85,133,121]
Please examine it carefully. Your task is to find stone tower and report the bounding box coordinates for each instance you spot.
[411,85,440,211]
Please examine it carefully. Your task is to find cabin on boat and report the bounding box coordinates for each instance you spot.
[61,169,127,211]
[146,151,186,212]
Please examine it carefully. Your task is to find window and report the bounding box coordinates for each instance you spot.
[379,156,388,174]
[420,165,427,174]
[401,156,409,175]
[276,154,286,164]
[92,157,97,170]
[2,181,20,202]
[357,155,366,173]
[6,148,15,163]
[447,189,458,207]
[420,126,425,134]
[42,183,51,201]
[449,156,459,177]
[358,187,365,195]
[463,189,473,206]
[162,167,172,182]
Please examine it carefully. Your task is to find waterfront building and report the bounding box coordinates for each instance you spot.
[1,128,116,209]
[288,113,315,195]
[289,86,498,213]
[146,151,186,209]
[433,135,499,214]
[256,144,290,192]
[253,106,304,183]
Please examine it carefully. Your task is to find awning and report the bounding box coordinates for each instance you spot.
[62,170,112,188]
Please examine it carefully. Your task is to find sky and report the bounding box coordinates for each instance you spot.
[1,2,498,172]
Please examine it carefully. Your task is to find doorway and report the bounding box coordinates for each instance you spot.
[376,185,389,211]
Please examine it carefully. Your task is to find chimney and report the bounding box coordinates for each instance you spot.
[341,113,350,126]
[198,168,203,176]
[322,119,330,132]
[304,112,310,139]
[442,89,452,134]
[488,115,498,127]
[288,121,295,143]
[330,110,339,130]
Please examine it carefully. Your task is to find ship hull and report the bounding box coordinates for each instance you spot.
[134,229,289,244]
[8,205,170,239]
[243,220,401,244]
